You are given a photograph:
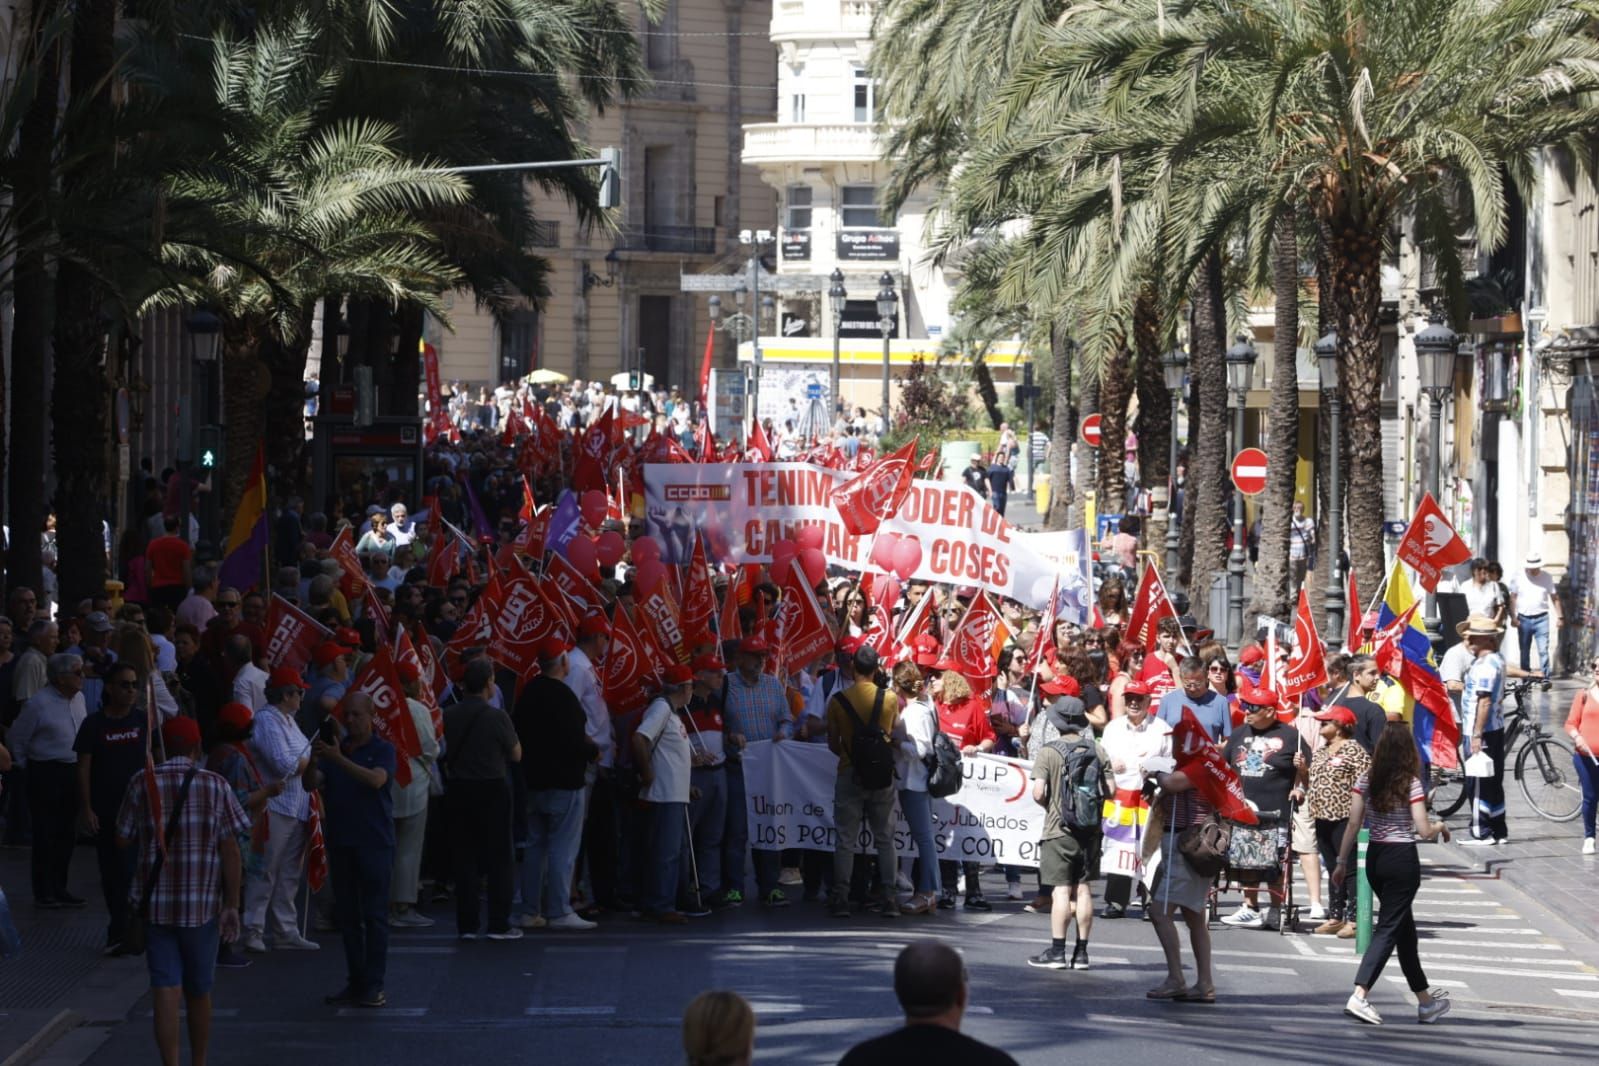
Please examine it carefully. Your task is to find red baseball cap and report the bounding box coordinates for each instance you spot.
[662,663,694,686]
[578,614,611,638]
[1123,679,1152,698]
[217,702,254,733]
[912,634,943,668]
[536,636,573,660]
[691,652,727,673]
[312,642,347,667]
[1313,706,1357,727]
[1041,675,1081,697]
[335,627,362,649]
[739,636,772,656]
[267,665,309,690]
[395,661,422,684]
[1236,679,1279,709]
[161,716,202,750]
[1238,644,1265,667]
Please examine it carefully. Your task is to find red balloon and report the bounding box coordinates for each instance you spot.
[798,547,826,587]
[594,530,625,568]
[566,535,600,578]
[635,558,666,596]
[631,536,661,564]
[870,532,901,571]
[795,525,825,552]
[890,535,922,581]
[579,490,608,529]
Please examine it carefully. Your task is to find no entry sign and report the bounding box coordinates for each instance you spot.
[1080,414,1102,448]
[1230,447,1268,496]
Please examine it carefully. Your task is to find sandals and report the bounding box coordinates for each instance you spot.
[1146,983,1188,1000]
[1175,987,1216,1004]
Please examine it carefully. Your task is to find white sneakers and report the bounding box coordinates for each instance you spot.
[1006,883,1027,901]
[779,867,805,886]
[1418,994,1453,1025]
[243,931,267,954]
[1583,837,1596,855]
[1344,992,1382,1025]
[548,912,597,931]
[1221,906,1266,929]
[276,932,320,951]
[1306,903,1327,921]
[514,914,547,930]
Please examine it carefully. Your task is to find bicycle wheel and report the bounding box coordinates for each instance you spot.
[1517,736,1583,822]
[1430,767,1468,818]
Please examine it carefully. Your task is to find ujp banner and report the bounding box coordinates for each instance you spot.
[740,740,1046,867]
[643,462,1081,613]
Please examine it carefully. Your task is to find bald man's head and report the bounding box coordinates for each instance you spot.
[893,941,967,1021]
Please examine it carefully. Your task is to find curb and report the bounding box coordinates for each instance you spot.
[0,1010,80,1066]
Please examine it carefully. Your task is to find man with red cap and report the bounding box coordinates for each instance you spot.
[633,664,695,923]
[511,636,599,931]
[682,652,729,911]
[116,715,250,1066]
[1219,679,1310,931]
[1098,678,1171,919]
[242,666,319,953]
[302,641,353,739]
[718,634,793,909]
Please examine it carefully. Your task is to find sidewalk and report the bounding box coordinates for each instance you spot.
[0,848,148,1066]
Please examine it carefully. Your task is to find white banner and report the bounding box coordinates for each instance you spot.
[643,462,1080,613]
[740,740,1046,867]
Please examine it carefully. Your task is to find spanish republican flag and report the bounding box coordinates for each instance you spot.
[219,443,269,592]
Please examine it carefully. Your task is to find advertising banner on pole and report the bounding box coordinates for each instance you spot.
[643,462,1074,612]
[740,741,1045,867]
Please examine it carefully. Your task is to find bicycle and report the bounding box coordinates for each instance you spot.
[1430,677,1582,822]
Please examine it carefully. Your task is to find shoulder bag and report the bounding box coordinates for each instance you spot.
[122,764,200,956]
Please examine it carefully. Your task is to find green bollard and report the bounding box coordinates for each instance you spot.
[1355,827,1373,953]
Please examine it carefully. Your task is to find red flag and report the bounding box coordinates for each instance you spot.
[1170,708,1258,824]
[1395,491,1471,591]
[524,403,561,476]
[1280,587,1329,698]
[330,527,366,599]
[443,571,500,673]
[395,626,444,741]
[601,606,656,716]
[696,327,716,407]
[1025,580,1060,675]
[1124,561,1179,651]
[362,585,392,647]
[486,573,565,679]
[636,580,690,665]
[1372,601,1421,679]
[747,417,775,462]
[830,438,919,537]
[306,792,330,892]
[426,525,460,587]
[861,574,901,661]
[719,568,744,643]
[264,593,332,674]
[773,566,835,668]
[945,593,1007,678]
[1345,569,1362,653]
[347,645,421,787]
[538,574,581,635]
[547,551,602,610]
[681,534,718,641]
[894,586,935,651]
[573,407,618,492]
[609,468,626,524]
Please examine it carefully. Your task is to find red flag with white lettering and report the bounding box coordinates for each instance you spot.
[773,566,835,669]
[830,438,919,537]
[546,551,602,611]
[945,593,1008,679]
[486,573,565,679]
[362,586,391,648]
[330,527,366,599]
[747,418,775,462]
[602,606,657,716]
[573,407,618,493]
[346,645,421,787]
[1170,708,1258,824]
[680,534,718,641]
[1395,491,1471,591]
[394,626,444,741]
[1279,587,1329,699]
[636,580,690,666]
[1124,561,1179,652]
[719,568,744,643]
[1025,580,1060,675]
[264,594,331,674]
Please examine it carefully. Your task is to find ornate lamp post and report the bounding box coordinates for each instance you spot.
[1414,309,1460,648]
[876,272,898,432]
[1162,344,1188,579]
[829,268,847,416]
[1316,330,1344,639]
[1224,333,1258,646]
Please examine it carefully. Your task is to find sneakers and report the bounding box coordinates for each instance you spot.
[215,947,252,969]
[1344,992,1383,1025]
[486,927,525,940]
[829,897,852,919]
[1261,906,1281,931]
[324,986,360,1007]
[1314,918,1347,935]
[389,909,435,928]
[1221,906,1265,929]
[56,893,87,909]
[277,932,320,950]
[762,890,790,909]
[514,914,548,930]
[650,911,688,925]
[713,890,744,908]
[1459,836,1499,847]
[1583,837,1596,855]
[1418,995,1453,1025]
[1006,883,1026,901]
[1070,946,1090,971]
[1027,946,1068,970]
[778,867,804,886]
[879,898,902,919]
[548,912,598,930]
[901,893,936,915]
[964,895,993,912]
[937,891,957,911]
[1307,904,1327,921]
[243,931,268,954]
[1024,895,1050,914]
[358,989,386,1009]
[1101,903,1126,920]
[458,932,479,941]
[1336,922,1358,939]
[895,871,914,892]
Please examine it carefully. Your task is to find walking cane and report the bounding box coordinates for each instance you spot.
[683,807,709,917]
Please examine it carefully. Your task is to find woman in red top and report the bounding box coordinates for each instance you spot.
[934,670,994,912]
[1565,658,1599,853]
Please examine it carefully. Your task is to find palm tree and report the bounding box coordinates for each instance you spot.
[1248,209,1301,621]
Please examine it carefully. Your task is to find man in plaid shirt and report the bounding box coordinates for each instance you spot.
[718,636,794,909]
[117,716,250,1066]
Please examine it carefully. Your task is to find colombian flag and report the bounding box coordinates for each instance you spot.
[218,443,268,592]
[1378,561,1460,768]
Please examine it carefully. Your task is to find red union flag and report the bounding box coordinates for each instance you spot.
[264,594,330,674]
[637,583,690,665]
[546,550,601,610]
[1170,708,1257,824]
[487,573,563,679]
[773,567,835,668]
[1279,587,1328,698]
[680,534,717,640]
[394,626,444,741]
[443,571,501,674]
[719,567,744,643]
[330,527,367,598]
[947,593,1007,678]
[831,438,919,536]
[602,606,655,716]
[1124,561,1179,651]
[1396,491,1471,591]
[347,645,422,787]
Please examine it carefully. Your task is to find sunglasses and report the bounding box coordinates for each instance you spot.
[1207,663,1229,673]
[111,681,137,690]
[217,601,240,609]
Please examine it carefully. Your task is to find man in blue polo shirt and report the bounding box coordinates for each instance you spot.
[314,691,396,1009]
[1156,656,1231,744]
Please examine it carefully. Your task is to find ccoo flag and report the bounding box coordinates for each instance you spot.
[219,443,269,592]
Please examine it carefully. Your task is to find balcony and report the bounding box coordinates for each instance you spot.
[772,0,876,41]
[743,122,884,166]
[614,225,718,255]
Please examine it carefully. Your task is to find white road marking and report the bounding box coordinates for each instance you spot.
[1385,976,1468,989]
[1554,988,1599,1000]
[744,1000,805,1015]
[1216,964,1299,975]
[523,1006,615,1016]
[390,946,457,954]
[337,1007,428,1017]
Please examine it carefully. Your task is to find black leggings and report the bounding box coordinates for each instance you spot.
[1353,841,1428,993]
[1314,817,1350,921]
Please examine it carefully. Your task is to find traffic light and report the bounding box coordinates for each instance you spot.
[598,147,621,209]
[197,425,223,471]
[627,371,641,390]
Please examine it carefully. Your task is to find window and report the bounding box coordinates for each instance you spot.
[646,1,676,71]
[852,67,876,123]
[713,196,726,227]
[790,93,807,123]
[786,186,813,230]
[840,185,885,228]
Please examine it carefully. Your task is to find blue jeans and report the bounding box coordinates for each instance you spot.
[684,767,726,902]
[898,789,940,893]
[1517,613,1551,673]
[720,761,779,896]
[146,918,221,998]
[331,844,393,996]
[519,788,586,920]
[645,802,689,914]
[1575,751,1599,839]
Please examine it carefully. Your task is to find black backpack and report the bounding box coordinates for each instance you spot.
[924,730,964,798]
[1047,734,1105,830]
[834,687,895,790]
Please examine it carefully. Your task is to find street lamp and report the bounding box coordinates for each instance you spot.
[1224,332,1257,646]
[182,309,222,552]
[1162,344,1188,579]
[1316,329,1343,640]
[740,229,773,430]
[1414,308,1459,649]
[829,268,847,415]
[876,272,897,434]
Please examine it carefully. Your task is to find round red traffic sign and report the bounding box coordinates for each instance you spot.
[1230,447,1269,495]
[1079,414,1102,448]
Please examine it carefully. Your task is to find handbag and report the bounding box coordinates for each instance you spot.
[1177,814,1232,878]
[1225,824,1280,872]
[122,765,199,956]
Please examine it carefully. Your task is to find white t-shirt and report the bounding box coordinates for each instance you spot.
[638,697,692,804]
[1462,580,1503,619]
[1509,570,1556,616]
[1100,713,1173,790]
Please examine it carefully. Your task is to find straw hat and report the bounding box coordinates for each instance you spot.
[1456,613,1505,638]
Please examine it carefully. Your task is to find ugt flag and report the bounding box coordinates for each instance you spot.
[1396,492,1471,591]
[830,438,921,536]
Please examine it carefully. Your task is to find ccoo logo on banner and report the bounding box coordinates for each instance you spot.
[740,741,1046,867]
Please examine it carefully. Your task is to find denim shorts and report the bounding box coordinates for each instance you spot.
[146,919,221,998]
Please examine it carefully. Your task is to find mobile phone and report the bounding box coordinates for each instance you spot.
[319,717,338,746]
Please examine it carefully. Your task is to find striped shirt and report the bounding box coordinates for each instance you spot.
[117,758,251,927]
[723,672,792,746]
[251,704,312,821]
[1353,773,1425,843]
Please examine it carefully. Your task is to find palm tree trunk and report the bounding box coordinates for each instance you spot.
[220,319,270,529]
[1133,289,1169,559]
[1314,224,1343,627]
[1070,361,1099,531]
[6,0,62,598]
[1327,217,1386,605]
[1250,209,1300,621]
[264,305,316,502]
[1097,346,1131,513]
[971,354,1002,429]
[1187,250,1231,610]
[1045,324,1074,529]
[394,303,425,418]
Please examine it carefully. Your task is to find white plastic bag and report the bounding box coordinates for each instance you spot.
[1464,751,1494,778]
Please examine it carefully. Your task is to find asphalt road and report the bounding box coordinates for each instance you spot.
[78,848,1599,1066]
